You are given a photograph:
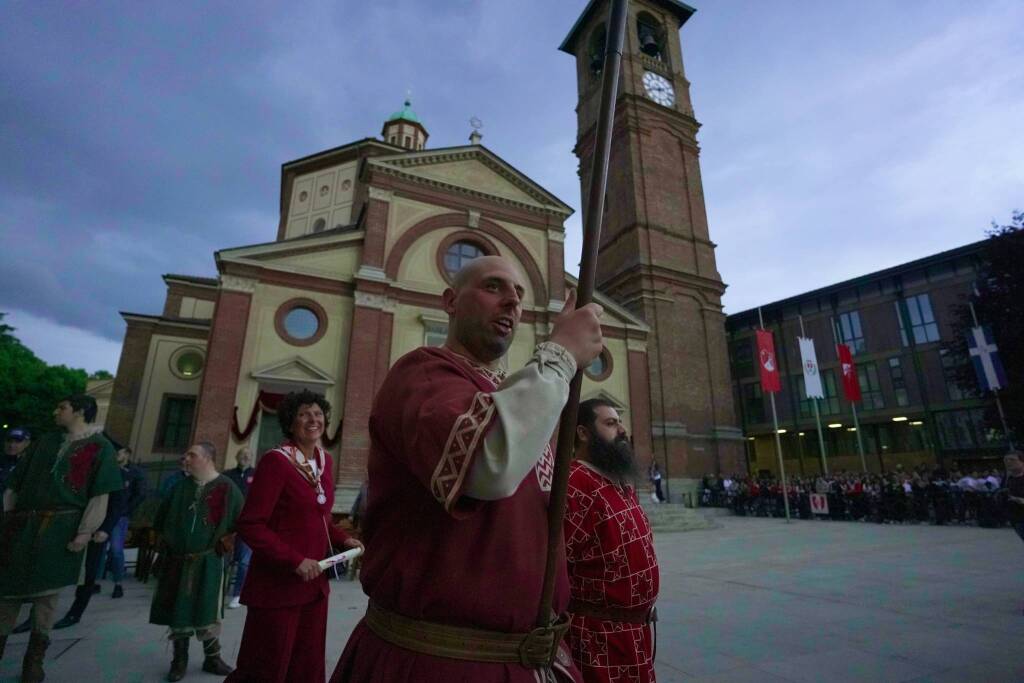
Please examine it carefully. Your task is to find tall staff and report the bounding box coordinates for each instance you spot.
[536,0,630,629]
[757,308,791,522]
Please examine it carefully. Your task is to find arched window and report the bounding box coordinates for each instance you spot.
[589,24,607,75]
[443,240,485,279]
[637,12,666,62]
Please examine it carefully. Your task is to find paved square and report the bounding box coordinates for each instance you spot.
[2,516,1022,682]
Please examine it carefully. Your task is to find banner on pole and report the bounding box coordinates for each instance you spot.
[798,336,823,399]
[968,325,1008,391]
[756,329,782,393]
[836,343,861,402]
[810,493,829,515]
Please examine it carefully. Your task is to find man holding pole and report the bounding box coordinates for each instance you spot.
[332,256,603,682]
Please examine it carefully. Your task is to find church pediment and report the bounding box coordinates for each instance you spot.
[368,146,573,216]
[250,357,334,386]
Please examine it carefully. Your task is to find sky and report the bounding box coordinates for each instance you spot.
[1,0,1022,374]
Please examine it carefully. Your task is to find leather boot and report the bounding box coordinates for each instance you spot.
[200,637,233,676]
[167,638,189,682]
[20,631,49,683]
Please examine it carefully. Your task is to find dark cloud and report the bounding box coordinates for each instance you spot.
[1,0,1021,369]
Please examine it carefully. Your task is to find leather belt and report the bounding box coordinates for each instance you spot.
[568,599,656,625]
[364,601,571,668]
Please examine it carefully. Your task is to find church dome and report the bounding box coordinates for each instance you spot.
[387,99,421,124]
[382,98,428,150]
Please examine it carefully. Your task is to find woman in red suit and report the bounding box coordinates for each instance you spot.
[226,390,362,682]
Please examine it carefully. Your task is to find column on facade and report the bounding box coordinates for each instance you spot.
[192,276,255,465]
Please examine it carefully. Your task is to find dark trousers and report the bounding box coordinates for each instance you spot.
[653,479,664,502]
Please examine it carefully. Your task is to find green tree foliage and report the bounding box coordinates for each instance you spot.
[0,312,89,438]
[89,369,114,380]
[949,211,1023,447]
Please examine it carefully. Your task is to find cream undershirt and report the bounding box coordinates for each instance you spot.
[464,342,577,501]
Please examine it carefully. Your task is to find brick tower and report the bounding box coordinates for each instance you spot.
[560,0,745,491]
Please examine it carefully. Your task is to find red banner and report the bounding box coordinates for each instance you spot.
[837,343,862,402]
[756,329,782,393]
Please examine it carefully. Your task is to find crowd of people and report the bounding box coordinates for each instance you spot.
[702,464,1023,527]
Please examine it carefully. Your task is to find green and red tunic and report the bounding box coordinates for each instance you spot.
[0,428,122,597]
[149,474,243,630]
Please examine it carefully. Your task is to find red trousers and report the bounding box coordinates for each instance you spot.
[226,593,329,682]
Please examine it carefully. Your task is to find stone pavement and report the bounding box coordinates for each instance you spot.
[3,516,1023,682]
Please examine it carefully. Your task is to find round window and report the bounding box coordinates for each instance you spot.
[283,307,320,340]
[275,299,328,347]
[584,348,612,381]
[443,241,484,279]
[169,347,205,380]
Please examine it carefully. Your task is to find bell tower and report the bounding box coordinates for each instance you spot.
[561,0,745,487]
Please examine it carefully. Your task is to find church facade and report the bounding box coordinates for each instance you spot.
[105,0,744,504]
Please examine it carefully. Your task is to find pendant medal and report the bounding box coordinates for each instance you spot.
[317,493,327,505]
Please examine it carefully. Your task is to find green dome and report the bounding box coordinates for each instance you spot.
[387,99,420,124]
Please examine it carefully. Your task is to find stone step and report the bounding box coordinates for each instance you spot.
[641,503,716,532]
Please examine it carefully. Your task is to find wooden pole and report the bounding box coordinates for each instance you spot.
[536,0,630,629]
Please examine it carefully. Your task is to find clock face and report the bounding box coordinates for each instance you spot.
[642,71,675,107]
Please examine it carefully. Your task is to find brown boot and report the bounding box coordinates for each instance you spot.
[200,637,233,676]
[20,631,49,683]
[167,638,189,682]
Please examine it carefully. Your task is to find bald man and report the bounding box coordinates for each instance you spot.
[333,256,603,683]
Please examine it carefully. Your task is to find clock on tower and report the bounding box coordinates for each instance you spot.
[560,0,746,490]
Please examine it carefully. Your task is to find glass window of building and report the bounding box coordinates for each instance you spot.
[730,338,754,378]
[156,396,196,451]
[283,307,320,340]
[888,357,910,407]
[743,382,765,423]
[444,241,484,279]
[895,294,940,346]
[857,362,884,410]
[939,348,974,401]
[835,311,866,354]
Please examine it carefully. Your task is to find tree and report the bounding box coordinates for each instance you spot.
[949,211,1024,447]
[89,370,114,380]
[0,312,88,438]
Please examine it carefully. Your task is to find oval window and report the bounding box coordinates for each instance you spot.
[444,241,484,279]
[169,347,205,380]
[283,307,320,340]
[584,348,612,381]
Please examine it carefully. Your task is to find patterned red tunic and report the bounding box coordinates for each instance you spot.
[564,461,659,683]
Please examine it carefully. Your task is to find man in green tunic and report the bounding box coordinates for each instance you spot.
[150,440,243,681]
[0,394,122,682]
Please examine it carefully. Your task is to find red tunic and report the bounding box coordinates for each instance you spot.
[332,346,579,683]
[564,461,659,683]
[227,443,350,683]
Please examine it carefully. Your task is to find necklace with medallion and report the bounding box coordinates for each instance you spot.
[288,445,327,505]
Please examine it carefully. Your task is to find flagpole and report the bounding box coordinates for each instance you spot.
[760,307,791,522]
[970,302,1015,450]
[799,315,829,475]
[851,403,867,472]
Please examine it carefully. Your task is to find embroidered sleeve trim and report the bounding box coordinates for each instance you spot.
[431,392,496,511]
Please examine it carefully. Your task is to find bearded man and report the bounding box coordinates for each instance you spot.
[332,255,604,683]
[0,395,122,682]
[564,399,659,683]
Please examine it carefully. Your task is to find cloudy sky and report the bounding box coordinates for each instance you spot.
[2,1,1021,374]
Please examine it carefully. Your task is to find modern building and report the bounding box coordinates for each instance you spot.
[105,0,744,504]
[726,239,1008,477]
